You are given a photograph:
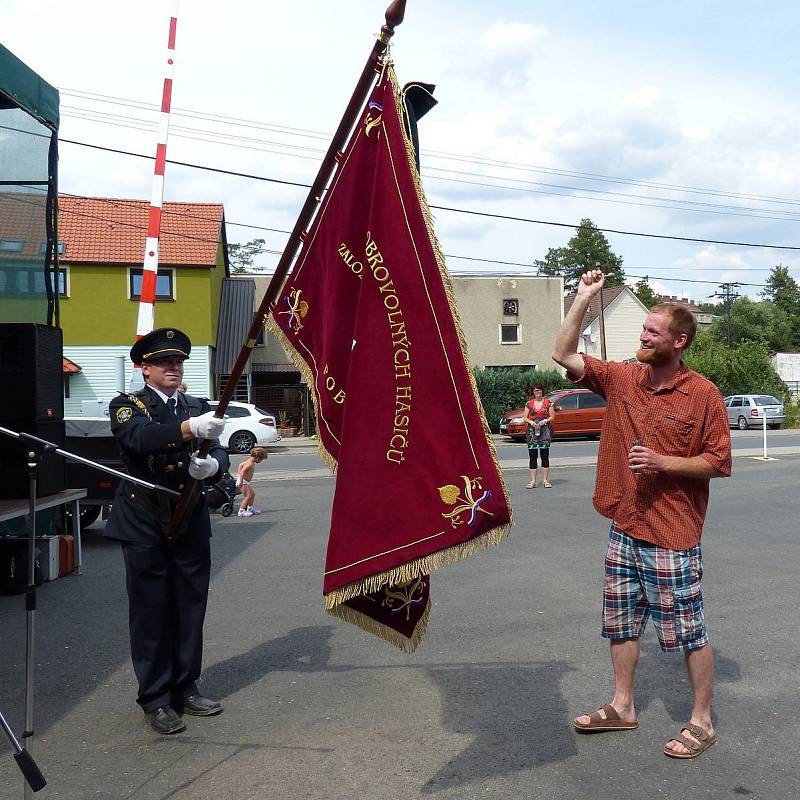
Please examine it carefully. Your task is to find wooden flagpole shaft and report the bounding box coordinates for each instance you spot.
[168,0,407,536]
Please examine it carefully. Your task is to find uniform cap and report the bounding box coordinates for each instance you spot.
[130,328,192,363]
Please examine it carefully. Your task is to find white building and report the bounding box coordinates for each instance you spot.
[564,286,649,363]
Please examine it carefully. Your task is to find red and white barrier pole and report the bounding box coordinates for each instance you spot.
[131,0,179,389]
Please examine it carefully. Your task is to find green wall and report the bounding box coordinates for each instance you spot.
[61,261,225,346]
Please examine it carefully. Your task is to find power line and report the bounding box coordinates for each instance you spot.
[429,204,800,252]
[59,137,312,187]
[57,137,800,252]
[5,179,790,291]
[59,87,800,209]
[60,103,800,223]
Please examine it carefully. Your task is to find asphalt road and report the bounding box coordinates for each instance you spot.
[231,427,800,483]
[1,448,799,799]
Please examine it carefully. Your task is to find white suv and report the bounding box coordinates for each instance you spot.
[207,401,281,452]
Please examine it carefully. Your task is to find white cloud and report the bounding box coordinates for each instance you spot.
[480,21,549,51]
[627,86,663,109]
[674,247,751,272]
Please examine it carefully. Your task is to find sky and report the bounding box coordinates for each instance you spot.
[4,0,800,302]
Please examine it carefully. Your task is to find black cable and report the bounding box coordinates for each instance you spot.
[59,137,312,188]
[60,107,800,222]
[0,184,781,288]
[428,203,800,252]
[58,87,800,207]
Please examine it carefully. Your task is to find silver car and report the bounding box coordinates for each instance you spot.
[724,394,784,430]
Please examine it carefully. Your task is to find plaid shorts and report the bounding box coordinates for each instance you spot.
[602,524,708,653]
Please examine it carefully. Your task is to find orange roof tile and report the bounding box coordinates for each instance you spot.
[58,195,224,266]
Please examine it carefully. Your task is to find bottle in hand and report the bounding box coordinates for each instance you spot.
[632,439,641,475]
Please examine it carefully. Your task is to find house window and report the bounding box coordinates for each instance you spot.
[129,268,174,300]
[39,241,67,256]
[0,239,25,253]
[58,268,68,298]
[503,298,519,316]
[500,323,520,344]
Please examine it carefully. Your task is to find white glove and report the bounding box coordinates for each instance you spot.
[188,453,219,480]
[188,410,225,440]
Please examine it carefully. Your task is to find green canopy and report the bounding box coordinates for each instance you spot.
[0,43,59,130]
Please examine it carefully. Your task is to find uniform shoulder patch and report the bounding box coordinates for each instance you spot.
[116,406,133,424]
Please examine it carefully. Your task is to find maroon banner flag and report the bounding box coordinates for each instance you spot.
[268,64,511,651]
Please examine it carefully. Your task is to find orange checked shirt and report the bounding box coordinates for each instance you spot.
[575,355,732,550]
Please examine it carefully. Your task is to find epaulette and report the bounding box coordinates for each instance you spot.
[126,390,151,418]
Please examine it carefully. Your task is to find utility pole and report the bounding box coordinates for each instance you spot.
[711,282,741,347]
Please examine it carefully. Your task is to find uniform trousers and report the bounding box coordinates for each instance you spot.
[121,535,211,713]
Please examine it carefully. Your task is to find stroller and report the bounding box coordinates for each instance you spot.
[204,472,239,517]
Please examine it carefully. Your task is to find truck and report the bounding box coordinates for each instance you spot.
[64,416,123,529]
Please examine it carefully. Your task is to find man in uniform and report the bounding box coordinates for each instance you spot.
[105,328,229,734]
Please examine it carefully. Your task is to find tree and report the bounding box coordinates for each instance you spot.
[761,264,800,309]
[684,332,789,400]
[696,300,722,315]
[704,297,794,353]
[631,278,660,309]
[534,218,625,293]
[761,264,800,348]
[228,238,266,274]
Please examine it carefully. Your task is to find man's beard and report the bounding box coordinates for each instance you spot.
[636,346,669,365]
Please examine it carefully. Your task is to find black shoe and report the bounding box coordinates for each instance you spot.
[181,694,223,716]
[147,705,186,735]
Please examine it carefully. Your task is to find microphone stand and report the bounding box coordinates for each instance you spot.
[0,708,45,793]
[0,425,179,797]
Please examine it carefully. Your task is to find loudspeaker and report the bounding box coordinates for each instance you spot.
[0,324,66,498]
[0,323,64,421]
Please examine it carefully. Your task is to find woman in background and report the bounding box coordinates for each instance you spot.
[524,385,555,488]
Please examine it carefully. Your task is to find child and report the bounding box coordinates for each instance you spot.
[236,447,267,518]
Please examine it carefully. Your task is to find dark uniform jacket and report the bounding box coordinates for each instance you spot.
[104,386,229,544]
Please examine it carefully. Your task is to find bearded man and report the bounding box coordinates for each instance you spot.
[552,269,731,760]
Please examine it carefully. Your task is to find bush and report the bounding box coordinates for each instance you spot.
[784,399,800,429]
[473,367,569,432]
[684,334,791,401]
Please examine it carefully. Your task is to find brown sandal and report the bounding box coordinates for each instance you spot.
[663,723,716,759]
[573,704,638,732]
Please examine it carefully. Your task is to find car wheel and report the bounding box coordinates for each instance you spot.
[229,431,257,453]
[737,416,749,431]
[65,504,101,532]
[769,423,782,430]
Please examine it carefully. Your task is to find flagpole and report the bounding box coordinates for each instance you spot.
[168,0,407,537]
